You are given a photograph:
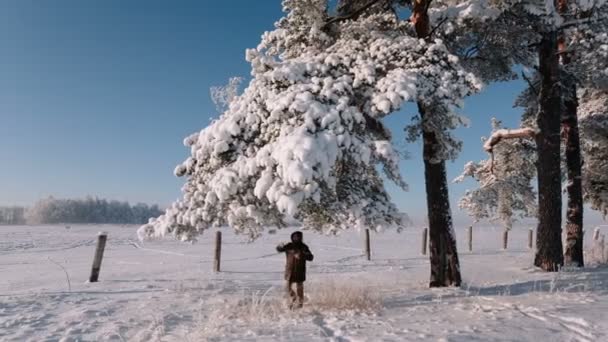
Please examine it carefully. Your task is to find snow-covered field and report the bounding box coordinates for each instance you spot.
[1,225,607,341]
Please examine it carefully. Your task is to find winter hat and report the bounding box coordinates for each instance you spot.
[290,231,303,242]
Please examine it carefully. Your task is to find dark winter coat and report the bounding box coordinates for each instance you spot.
[276,242,314,282]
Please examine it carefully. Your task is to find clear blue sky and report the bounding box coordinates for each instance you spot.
[1,1,600,225]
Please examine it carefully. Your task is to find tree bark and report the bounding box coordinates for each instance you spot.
[559,0,584,267]
[421,115,462,286]
[562,102,584,267]
[411,0,461,286]
[534,30,564,271]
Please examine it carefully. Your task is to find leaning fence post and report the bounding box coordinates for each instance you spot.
[528,228,534,250]
[468,226,473,252]
[214,231,222,272]
[89,232,108,282]
[502,229,509,250]
[421,227,428,255]
[365,229,371,261]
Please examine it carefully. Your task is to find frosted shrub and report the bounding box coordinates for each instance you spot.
[216,281,381,320]
[193,287,286,340]
[307,280,382,312]
[192,280,383,339]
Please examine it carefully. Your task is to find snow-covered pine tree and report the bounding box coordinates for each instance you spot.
[408,0,467,287]
[558,0,583,267]
[453,0,608,269]
[454,119,537,229]
[138,0,480,241]
[580,90,608,218]
[407,0,562,279]
[411,0,538,281]
[530,2,565,270]
[569,2,608,220]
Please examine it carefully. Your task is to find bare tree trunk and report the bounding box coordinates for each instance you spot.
[559,0,584,267]
[412,0,461,287]
[534,30,564,271]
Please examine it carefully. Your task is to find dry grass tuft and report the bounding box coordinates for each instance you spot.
[190,279,383,339]
[306,279,382,312]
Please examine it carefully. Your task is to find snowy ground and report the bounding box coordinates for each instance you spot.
[1,225,608,341]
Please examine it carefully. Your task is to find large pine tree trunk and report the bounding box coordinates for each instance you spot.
[412,0,462,287]
[534,30,564,271]
[559,0,584,267]
[562,97,584,267]
[420,106,462,287]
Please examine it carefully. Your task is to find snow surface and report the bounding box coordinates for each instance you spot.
[2,225,608,341]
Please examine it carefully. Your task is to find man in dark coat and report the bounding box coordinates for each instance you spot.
[276,231,314,308]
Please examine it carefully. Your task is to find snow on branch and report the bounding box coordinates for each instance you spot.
[483,128,536,153]
[324,0,383,29]
[456,119,537,229]
[210,77,242,112]
[560,15,608,30]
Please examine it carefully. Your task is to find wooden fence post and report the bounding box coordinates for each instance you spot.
[602,235,606,263]
[214,231,222,272]
[528,228,534,250]
[421,227,428,256]
[593,227,601,241]
[89,232,107,282]
[502,229,509,250]
[468,226,473,252]
[365,229,371,261]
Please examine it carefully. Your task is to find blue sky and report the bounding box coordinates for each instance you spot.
[1,1,601,225]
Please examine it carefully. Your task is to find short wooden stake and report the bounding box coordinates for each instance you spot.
[467,226,473,252]
[602,235,606,263]
[502,229,509,250]
[528,228,534,250]
[593,227,601,241]
[214,231,222,272]
[365,229,371,261]
[89,232,107,282]
[421,227,428,255]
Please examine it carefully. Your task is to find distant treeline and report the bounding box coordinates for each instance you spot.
[0,197,163,225]
[0,207,26,225]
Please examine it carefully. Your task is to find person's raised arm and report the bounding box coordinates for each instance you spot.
[276,242,290,253]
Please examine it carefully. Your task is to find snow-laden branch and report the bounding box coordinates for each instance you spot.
[210,77,242,113]
[483,128,536,153]
[560,15,608,30]
[323,0,383,29]
[456,119,538,229]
